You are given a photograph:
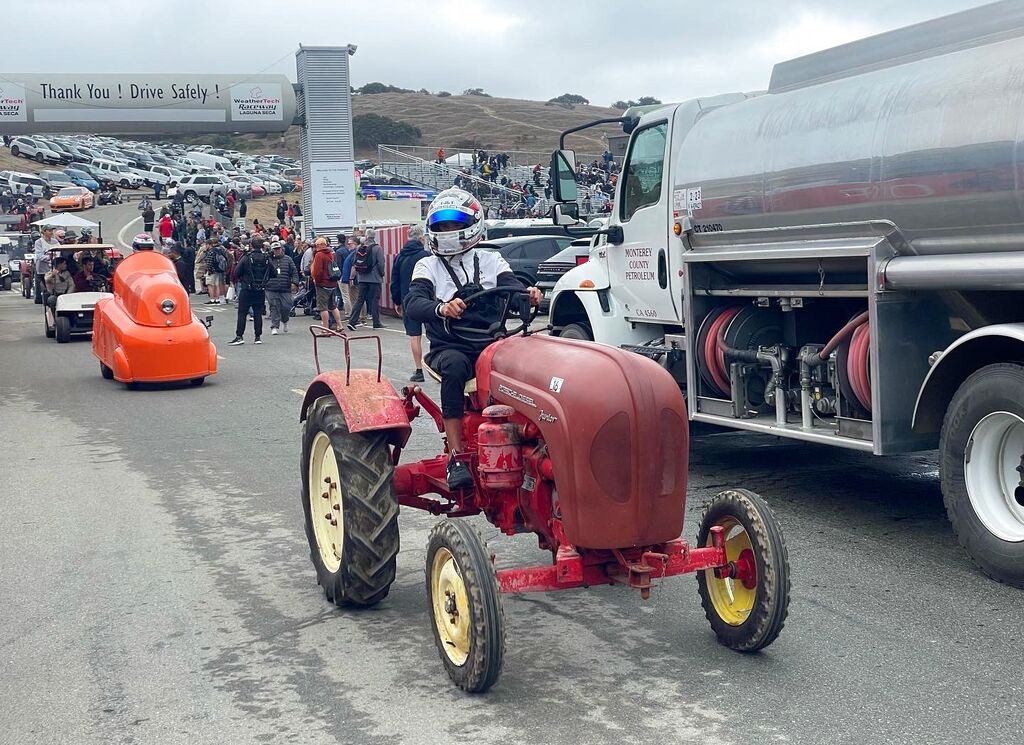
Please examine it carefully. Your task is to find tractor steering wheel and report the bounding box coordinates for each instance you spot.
[444,286,539,345]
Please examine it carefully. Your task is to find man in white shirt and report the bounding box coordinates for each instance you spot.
[33,226,61,300]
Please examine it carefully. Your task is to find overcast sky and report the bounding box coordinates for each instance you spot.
[13,0,997,105]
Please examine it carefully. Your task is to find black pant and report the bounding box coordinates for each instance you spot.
[235,288,265,338]
[143,220,154,232]
[348,282,381,326]
[427,348,478,418]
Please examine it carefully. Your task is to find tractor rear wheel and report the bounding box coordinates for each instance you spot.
[425,519,505,693]
[697,489,789,652]
[301,394,399,607]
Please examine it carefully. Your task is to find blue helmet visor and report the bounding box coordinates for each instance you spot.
[428,208,475,232]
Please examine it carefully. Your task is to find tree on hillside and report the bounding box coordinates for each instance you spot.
[548,93,590,106]
[463,88,491,97]
[436,91,452,97]
[356,82,414,95]
[611,96,663,109]
[353,113,422,149]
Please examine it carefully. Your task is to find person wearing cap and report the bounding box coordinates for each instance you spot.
[347,228,385,331]
[266,241,299,334]
[44,255,75,301]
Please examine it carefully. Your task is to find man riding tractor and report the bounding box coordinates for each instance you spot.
[404,188,542,489]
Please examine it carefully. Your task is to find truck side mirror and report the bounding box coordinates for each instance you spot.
[553,202,579,227]
[549,149,578,203]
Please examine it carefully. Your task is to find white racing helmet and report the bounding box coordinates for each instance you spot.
[132,232,156,251]
[425,188,485,256]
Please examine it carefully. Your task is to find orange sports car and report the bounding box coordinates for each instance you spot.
[49,186,94,211]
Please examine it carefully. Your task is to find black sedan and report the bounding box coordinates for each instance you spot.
[477,234,575,288]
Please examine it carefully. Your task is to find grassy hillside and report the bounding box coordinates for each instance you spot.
[235,92,625,160]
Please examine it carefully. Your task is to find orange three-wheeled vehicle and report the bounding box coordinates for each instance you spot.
[92,249,217,387]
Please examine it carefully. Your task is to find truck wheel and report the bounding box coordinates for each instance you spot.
[425,519,505,693]
[55,317,71,343]
[697,489,790,652]
[558,322,593,341]
[100,363,113,380]
[301,394,399,607]
[941,363,1024,587]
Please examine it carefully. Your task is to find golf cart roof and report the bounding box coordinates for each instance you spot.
[46,243,117,254]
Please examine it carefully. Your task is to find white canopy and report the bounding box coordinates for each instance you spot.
[444,152,475,166]
[32,213,100,229]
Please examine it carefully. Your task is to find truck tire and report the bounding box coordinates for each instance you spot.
[558,322,593,341]
[941,363,1024,587]
[301,394,399,607]
[55,316,71,343]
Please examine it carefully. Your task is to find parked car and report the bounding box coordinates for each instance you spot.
[38,169,76,196]
[150,165,186,185]
[477,234,575,287]
[9,137,64,164]
[49,186,94,211]
[175,174,231,202]
[63,168,100,191]
[536,238,595,313]
[90,159,142,189]
[8,171,49,197]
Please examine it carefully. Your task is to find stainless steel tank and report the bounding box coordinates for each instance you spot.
[675,1,1024,258]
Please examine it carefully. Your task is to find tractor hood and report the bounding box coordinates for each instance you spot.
[478,334,689,549]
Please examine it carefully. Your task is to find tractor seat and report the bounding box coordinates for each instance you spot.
[421,359,477,394]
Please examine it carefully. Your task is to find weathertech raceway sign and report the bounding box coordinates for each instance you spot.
[0,74,296,134]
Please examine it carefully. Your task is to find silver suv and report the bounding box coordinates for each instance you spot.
[175,174,230,203]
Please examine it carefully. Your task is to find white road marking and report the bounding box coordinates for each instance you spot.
[117,216,143,251]
[217,355,226,360]
[291,388,305,396]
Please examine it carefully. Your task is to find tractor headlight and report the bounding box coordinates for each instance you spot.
[160,298,176,315]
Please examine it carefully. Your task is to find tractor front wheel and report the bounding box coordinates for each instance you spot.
[697,489,790,652]
[425,520,505,693]
[301,394,399,607]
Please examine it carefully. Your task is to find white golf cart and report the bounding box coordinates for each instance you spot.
[43,244,116,343]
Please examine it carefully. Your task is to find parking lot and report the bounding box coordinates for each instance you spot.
[1,279,1021,745]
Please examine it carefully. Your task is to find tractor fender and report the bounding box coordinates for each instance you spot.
[913,323,1024,433]
[300,369,412,447]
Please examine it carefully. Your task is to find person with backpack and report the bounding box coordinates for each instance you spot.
[228,238,277,345]
[204,238,231,304]
[346,228,385,331]
[333,233,350,313]
[340,237,363,324]
[310,236,344,331]
[390,225,430,381]
[265,240,299,335]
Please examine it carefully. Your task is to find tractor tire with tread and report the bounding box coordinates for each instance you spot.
[940,363,1024,587]
[697,489,790,652]
[301,394,400,607]
[425,519,505,693]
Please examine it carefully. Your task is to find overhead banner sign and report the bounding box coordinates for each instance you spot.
[310,161,357,230]
[0,74,297,134]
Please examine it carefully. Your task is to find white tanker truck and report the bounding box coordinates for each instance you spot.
[547,0,1024,586]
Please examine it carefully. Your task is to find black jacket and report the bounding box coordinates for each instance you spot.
[265,253,298,293]
[405,269,523,355]
[234,251,277,291]
[390,239,429,306]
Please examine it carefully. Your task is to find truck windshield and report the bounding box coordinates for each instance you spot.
[620,122,667,221]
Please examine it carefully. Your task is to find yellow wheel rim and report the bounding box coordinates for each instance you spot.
[704,518,757,626]
[309,431,344,574]
[430,547,471,666]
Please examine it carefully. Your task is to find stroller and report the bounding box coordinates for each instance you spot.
[291,276,344,328]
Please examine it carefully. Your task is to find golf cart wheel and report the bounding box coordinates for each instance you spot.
[301,394,399,607]
[55,317,71,343]
[941,363,1024,587]
[100,362,114,380]
[558,322,593,341]
[426,519,505,693]
[190,377,205,386]
[2,276,10,291]
[697,489,790,652]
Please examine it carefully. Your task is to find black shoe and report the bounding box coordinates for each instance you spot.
[346,322,357,331]
[228,337,244,346]
[372,323,384,329]
[446,456,474,491]
[410,369,425,382]
[254,337,262,344]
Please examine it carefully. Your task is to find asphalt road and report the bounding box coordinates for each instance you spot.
[1,256,1022,744]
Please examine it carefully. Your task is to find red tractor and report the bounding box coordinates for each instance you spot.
[299,288,791,693]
